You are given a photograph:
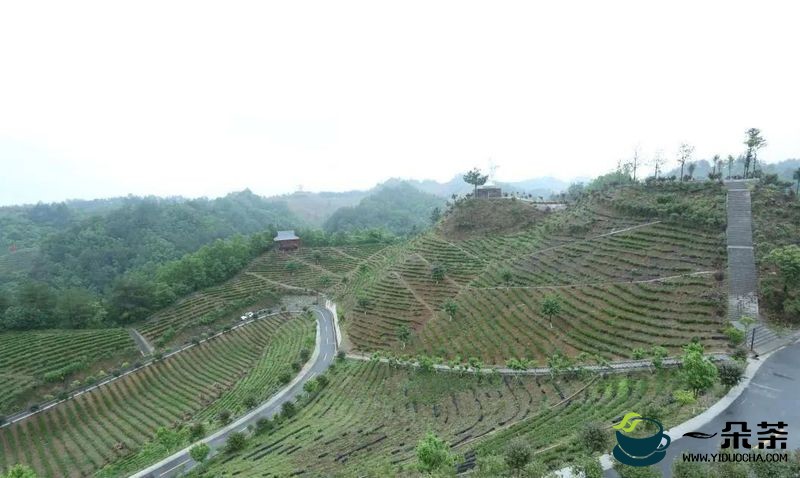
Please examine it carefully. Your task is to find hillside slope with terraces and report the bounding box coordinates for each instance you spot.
[339,185,729,363]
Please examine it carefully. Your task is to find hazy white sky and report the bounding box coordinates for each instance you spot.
[1,1,798,205]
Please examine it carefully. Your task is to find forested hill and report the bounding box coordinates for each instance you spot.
[31,190,302,291]
[323,182,445,236]
[0,190,304,329]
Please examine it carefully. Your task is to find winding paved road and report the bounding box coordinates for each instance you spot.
[130,306,338,478]
[603,340,800,477]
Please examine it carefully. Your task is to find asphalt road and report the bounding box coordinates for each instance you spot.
[130,306,338,478]
[604,341,800,477]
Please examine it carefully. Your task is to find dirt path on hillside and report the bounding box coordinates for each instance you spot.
[128,329,154,356]
[467,270,716,290]
[411,253,464,290]
[294,257,342,277]
[245,272,313,293]
[329,248,362,262]
[389,271,436,314]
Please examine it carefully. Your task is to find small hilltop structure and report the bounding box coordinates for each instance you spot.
[274,230,301,252]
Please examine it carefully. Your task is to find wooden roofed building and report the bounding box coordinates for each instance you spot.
[274,230,301,252]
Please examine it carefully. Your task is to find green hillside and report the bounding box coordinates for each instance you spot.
[187,361,727,477]
[338,183,729,363]
[324,182,446,236]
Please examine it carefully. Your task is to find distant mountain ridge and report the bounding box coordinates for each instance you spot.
[268,174,579,226]
[380,174,576,198]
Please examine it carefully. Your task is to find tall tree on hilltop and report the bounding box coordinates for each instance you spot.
[744,128,767,177]
[651,151,666,180]
[677,143,695,181]
[463,168,489,196]
[630,146,641,181]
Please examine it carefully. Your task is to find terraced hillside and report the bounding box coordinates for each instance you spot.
[342,188,728,362]
[0,328,138,416]
[476,365,725,468]
[0,242,388,420]
[190,361,720,477]
[138,242,390,344]
[0,314,313,478]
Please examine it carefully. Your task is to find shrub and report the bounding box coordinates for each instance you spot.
[303,379,318,395]
[504,438,532,471]
[651,346,669,369]
[225,432,247,453]
[337,350,346,361]
[217,409,231,425]
[718,363,745,387]
[316,374,330,388]
[572,455,603,478]
[281,401,297,419]
[255,417,274,435]
[681,343,718,392]
[712,450,749,477]
[673,389,696,405]
[243,395,258,409]
[475,454,508,477]
[189,442,210,463]
[278,372,292,385]
[579,422,610,453]
[732,348,748,361]
[521,460,550,478]
[1,464,38,478]
[299,348,311,362]
[724,326,745,346]
[614,461,662,477]
[749,450,796,478]
[415,432,456,473]
[291,361,301,372]
[672,459,708,478]
[418,355,435,373]
[189,422,206,441]
[632,347,646,359]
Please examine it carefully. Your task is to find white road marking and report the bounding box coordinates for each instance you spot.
[160,458,190,476]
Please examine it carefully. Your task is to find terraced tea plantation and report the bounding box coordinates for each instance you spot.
[344,199,728,361]
[476,367,722,468]
[192,361,703,477]
[416,275,726,363]
[245,243,390,292]
[139,243,389,344]
[0,328,138,415]
[0,314,313,478]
